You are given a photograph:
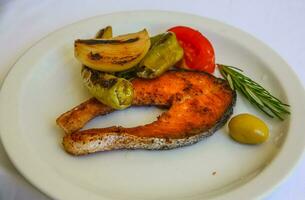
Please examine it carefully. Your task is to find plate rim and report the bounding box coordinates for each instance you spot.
[1,10,305,200]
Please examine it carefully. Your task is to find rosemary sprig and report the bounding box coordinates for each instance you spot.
[218,64,290,120]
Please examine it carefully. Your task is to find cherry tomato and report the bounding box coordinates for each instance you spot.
[168,26,215,73]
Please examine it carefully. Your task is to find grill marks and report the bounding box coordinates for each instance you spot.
[76,37,139,45]
[89,52,102,60]
[87,52,142,66]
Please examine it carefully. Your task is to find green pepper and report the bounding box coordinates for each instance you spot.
[81,66,133,109]
[137,32,184,79]
[150,33,163,47]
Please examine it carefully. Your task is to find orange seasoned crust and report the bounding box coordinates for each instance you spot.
[57,71,236,155]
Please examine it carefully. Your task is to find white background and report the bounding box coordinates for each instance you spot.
[0,0,305,199]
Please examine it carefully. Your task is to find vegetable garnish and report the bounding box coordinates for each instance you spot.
[228,113,269,144]
[137,32,183,79]
[168,26,215,73]
[218,64,290,120]
[74,29,151,72]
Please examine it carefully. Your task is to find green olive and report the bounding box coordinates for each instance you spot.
[228,113,269,144]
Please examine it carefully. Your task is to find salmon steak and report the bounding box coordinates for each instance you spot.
[57,71,236,155]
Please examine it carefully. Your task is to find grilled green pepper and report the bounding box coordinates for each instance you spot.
[81,66,133,109]
[137,32,183,79]
[150,33,163,47]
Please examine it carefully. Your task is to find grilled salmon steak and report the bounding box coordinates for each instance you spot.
[57,71,236,155]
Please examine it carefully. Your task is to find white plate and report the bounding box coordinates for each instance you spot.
[1,10,305,200]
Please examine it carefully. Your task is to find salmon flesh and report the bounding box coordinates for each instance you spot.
[57,71,236,155]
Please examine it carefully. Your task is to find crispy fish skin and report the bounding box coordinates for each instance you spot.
[59,71,236,155]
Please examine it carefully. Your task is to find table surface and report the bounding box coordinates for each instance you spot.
[1,0,305,199]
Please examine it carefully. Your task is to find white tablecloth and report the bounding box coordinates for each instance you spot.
[1,0,305,199]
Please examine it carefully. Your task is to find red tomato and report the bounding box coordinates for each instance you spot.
[168,26,215,73]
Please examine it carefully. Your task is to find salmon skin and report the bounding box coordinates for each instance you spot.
[57,71,236,155]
